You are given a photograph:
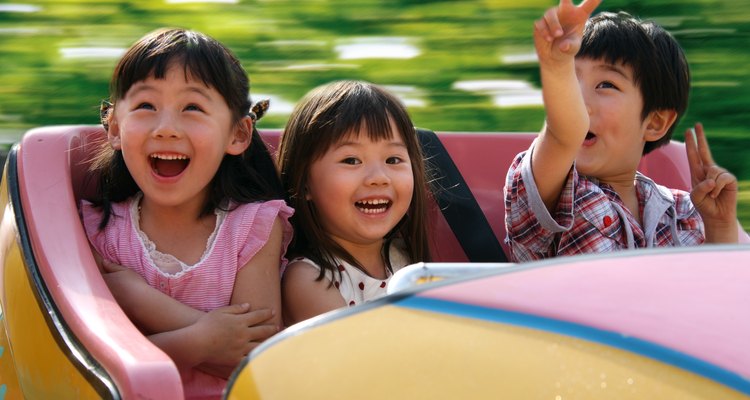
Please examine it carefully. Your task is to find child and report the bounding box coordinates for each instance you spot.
[81,28,293,399]
[504,0,739,262]
[278,80,431,325]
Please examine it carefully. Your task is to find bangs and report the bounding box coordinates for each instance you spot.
[306,81,412,161]
[577,12,655,86]
[110,29,249,118]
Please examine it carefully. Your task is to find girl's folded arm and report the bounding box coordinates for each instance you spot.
[102,263,203,333]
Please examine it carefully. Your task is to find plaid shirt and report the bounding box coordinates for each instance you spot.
[504,145,704,262]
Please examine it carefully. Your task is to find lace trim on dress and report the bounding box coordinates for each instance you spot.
[129,193,226,278]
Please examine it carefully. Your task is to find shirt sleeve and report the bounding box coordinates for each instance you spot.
[236,200,294,273]
[504,140,576,261]
[672,189,705,246]
[80,200,119,263]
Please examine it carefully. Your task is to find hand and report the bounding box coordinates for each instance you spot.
[193,305,279,367]
[101,258,129,273]
[685,122,738,242]
[534,0,601,64]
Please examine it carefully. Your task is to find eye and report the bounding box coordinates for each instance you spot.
[341,157,361,165]
[386,156,405,165]
[135,102,155,111]
[184,103,204,112]
[596,81,618,90]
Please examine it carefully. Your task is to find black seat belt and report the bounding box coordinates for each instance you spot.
[416,128,508,262]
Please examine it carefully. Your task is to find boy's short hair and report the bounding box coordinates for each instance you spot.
[577,12,691,155]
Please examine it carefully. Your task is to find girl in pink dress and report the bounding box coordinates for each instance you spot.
[81,28,293,400]
[278,80,431,326]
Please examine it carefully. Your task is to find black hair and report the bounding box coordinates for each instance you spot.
[91,28,283,229]
[578,12,691,154]
[277,80,431,280]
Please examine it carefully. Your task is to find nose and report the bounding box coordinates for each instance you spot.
[151,112,181,139]
[364,163,391,186]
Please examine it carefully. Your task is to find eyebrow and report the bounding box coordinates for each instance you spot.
[127,83,213,101]
[333,139,408,151]
[596,63,631,80]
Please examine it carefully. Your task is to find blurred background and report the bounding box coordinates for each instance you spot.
[0,0,748,228]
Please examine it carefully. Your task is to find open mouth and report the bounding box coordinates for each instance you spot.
[150,153,190,177]
[355,199,392,214]
[583,131,597,145]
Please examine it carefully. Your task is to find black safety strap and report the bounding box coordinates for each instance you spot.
[417,128,508,262]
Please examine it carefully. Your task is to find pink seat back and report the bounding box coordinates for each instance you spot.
[16,125,183,399]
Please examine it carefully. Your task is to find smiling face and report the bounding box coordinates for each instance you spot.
[108,62,249,213]
[306,119,414,253]
[574,57,655,182]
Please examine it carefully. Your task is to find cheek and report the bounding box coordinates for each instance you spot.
[397,169,415,198]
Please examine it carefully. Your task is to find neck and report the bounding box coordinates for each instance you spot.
[336,238,388,279]
[599,174,640,223]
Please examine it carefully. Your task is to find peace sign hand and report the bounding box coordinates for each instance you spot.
[685,122,739,243]
[534,0,601,64]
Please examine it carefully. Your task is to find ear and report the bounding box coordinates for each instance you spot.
[108,119,122,150]
[643,109,678,142]
[226,116,252,155]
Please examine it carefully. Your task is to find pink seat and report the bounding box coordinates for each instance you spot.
[14,125,183,399]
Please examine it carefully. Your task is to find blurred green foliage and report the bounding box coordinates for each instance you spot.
[0,0,748,228]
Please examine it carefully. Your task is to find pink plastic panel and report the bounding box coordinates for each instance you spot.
[18,125,183,399]
[419,246,750,379]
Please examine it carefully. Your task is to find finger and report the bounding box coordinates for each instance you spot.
[544,7,563,38]
[578,0,602,15]
[710,170,738,199]
[559,37,581,54]
[221,303,251,314]
[244,308,275,325]
[246,324,279,343]
[694,122,716,166]
[684,126,704,186]
[690,179,716,208]
[101,259,126,273]
[534,18,553,42]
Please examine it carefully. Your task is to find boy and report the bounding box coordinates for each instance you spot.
[504,0,739,261]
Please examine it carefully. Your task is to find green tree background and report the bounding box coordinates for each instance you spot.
[1,0,748,228]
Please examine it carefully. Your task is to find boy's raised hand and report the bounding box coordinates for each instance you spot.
[534,0,601,64]
[685,122,739,243]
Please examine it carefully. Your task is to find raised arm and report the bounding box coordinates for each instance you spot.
[685,123,739,243]
[532,0,600,211]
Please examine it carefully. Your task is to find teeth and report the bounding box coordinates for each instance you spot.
[355,199,390,214]
[150,153,188,160]
[357,199,389,206]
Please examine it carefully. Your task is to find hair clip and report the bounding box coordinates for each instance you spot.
[249,99,270,122]
[100,100,113,132]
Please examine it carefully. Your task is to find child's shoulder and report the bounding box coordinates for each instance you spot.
[228,199,293,225]
[224,200,294,256]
